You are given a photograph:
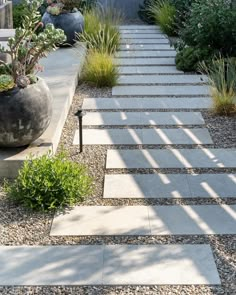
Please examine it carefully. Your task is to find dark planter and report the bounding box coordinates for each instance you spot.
[42,11,84,45]
[0,78,53,148]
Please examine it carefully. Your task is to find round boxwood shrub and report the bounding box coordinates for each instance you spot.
[4,152,93,211]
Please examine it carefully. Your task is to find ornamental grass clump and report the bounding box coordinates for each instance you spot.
[0,0,66,91]
[147,0,177,36]
[82,51,118,87]
[4,152,93,211]
[200,58,236,116]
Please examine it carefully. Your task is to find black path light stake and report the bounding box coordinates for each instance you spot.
[75,109,86,153]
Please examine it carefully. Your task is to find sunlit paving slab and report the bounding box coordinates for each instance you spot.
[73,129,212,145]
[118,74,208,85]
[103,245,220,285]
[51,205,236,236]
[119,25,160,30]
[120,39,170,45]
[83,112,205,126]
[106,149,236,169]
[116,50,176,58]
[112,85,210,96]
[119,29,162,34]
[104,174,236,198]
[82,97,212,110]
[0,246,103,285]
[148,205,236,235]
[118,66,183,74]
[120,44,173,51]
[120,33,166,39]
[51,206,150,236]
[115,58,176,66]
[0,245,221,285]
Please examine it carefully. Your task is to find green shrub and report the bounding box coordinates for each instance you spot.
[82,51,118,87]
[180,0,236,56]
[200,58,236,116]
[13,3,26,28]
[175,46,214,72]
[139,0,157,24]
[4,152,92,211]
[148,1,176,36]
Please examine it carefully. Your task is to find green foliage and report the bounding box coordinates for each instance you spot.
[78,7,120,54]
[180,0,236,56]
[0,75,15,92]
[139,0,157,24]
[200,57,236,116]
[0,0,66,87]
[82,51,118,87]
[13,3,26,28]
[147,0,176,36]
[4,152,93,211]
[175,46,214,72]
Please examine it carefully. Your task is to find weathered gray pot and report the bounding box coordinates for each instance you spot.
[0,78,53,148]
[42,11,84,45]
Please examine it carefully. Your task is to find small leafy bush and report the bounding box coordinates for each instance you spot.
[180,0,236,56]
[175,46,214,72]
[82,51,118,87]
[200,57,236,116]
[13,3,26,28]
[147,0,176,36]
[4,152,93,211]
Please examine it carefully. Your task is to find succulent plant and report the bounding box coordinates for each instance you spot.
[0,75,15,92]
[46,0,81,14]
[16,75,31,88]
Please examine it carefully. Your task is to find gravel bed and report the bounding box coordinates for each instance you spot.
[0,81,235,294]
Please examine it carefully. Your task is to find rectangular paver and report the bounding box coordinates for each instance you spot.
[104,174,236,198]
[120,39,169,44]
[112,85,210,96]
[103,245,220,285]
[119,29,161,34]
[121,33,166,39]
[82,97,212,110]
[119,25,160,30]
[83,112,205,126]
[115,57,175,66]
[51,206,150,236]
[119,66,183,74]
[0,246,103,285]
[120,44,173,51]
[118,74,208,85]
[51,205,236,236]
[73,129,213,145]
[0,245,221,285]
[116,50,176,58]
[106,149,236,169]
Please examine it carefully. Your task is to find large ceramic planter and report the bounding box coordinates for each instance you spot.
[0,78,53,148]
[42,11,84,45]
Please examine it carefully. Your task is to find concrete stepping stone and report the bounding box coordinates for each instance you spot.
[82,97,212,110]
[115,57,176,66]
[106,149,236,169]
[0,245,220,285]
[51,204,236,236]
[120,44,172,50]
[116,50,176,58]
[83,112,205,126]
[121,33,166,39]
[119,66,183,74]
[120,29,161,34]
[104,174,236,198]
[121,39,169,45]
[73,128,213,145]
[118,74,207,85]
[112,85,210,96]
[119,25,159,30]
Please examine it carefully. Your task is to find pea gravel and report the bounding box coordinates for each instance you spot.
[0,81,235,294]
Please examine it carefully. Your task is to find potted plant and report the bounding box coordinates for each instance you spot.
[0,0,66,148]
[42,0,84,44]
